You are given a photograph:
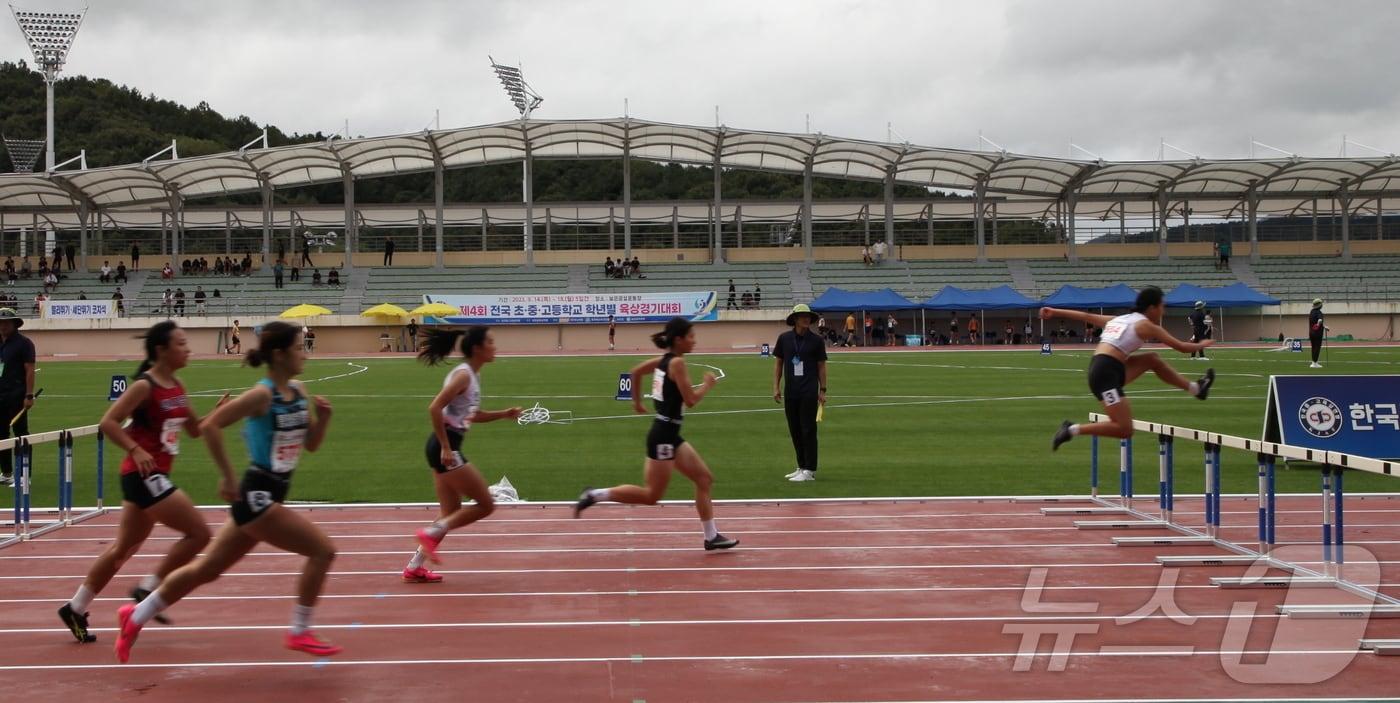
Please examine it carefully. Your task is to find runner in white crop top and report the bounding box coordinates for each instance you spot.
[440,362,480,432]
[1038,286,1216,451]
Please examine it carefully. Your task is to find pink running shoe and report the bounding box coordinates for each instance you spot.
[415,528,444,564]
[285,630,343,657]
[402,566,443,583]
[114,604,143,663]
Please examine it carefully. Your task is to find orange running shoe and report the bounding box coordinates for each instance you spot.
[402,566,443,583]
[285,630,343,657]
[114,604,143,663]
[415,528,444,564]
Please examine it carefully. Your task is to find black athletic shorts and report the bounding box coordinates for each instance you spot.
[645,419,685,461]
[425,428,467,473]
[1086,354,1127,407]
[230,468,291,526]
[120,471,178,509]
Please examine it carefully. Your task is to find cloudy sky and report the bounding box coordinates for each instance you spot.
[6,0,1400,160]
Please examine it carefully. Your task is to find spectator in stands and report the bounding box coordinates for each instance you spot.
[174,288,186,316]
[130,244,140,271]
[194,286,206,315]
[290,265,300,282]
[42,271,57,293]
[383,238,395,266]
[180,259,190,276]
[2,257,12,278]
[604,257,615,278]
[240,252,253,275]
[38,257,48,278]
[78,290,86,300]
[754,285,761,307]
[312,269,323,286]
[872,240,886,265]
[115,261,128,284]
[211,288,221,299]
[276,240,286,265]
[273,259,285,289]
[5,269,14,287]
[300,233,313,267]
[861,245,872,267]
[1218,239,1232,270]
[50,251,61,276]
[214,257,224,275]
[740,290,752,308]
[161,263,174,280]
[161,288,173,316]
[32,291,45,315]
[727,279,737,310]
[19,257,30,279]
[630,256,641,278]
[63,243,74,271]
[99,260,112,283]
[1212,241,1221,270]
[327,267,340,286]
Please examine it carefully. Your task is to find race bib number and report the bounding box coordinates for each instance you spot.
[143,473,174,497]
[1101,322,1125,342]
[650,370,666,400]
[1099,388,1123,407]
[271,429,306,473]
[246,490,274,512]
[655,443,675,460]
[160,417,186,455]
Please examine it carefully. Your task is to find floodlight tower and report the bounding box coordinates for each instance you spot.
[2,135,44,172]
[10,5,86,171]
[490,56,543,267]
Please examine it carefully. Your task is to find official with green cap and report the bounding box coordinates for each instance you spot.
[774,303,826,482]
[1308,298,1328,368]
[0,307,35,487]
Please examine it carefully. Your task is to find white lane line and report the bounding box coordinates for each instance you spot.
[0,611,1285,637]
[0,582,1293,605]
[0,562,1171,580]
[0,648,1376,672]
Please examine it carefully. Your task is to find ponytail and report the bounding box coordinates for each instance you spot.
[245,320,300,369]
[132,320,179,378]
[650,317,693,349]
[418,325,490,365]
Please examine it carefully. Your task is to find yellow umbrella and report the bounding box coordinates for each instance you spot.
[279,304,334,319]
[360,303,409,319]
[408,302,460,318]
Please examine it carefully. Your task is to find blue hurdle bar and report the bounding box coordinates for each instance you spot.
[1211,444,1222,537]
[18,440,29,538]
[1157,435,1168,518]
[1090,435,1099,499]
[1321,468,1333,570]
[1165,437,1175,522]
[1333,465,1345,570]
[1203,443,1215,535]
[96,432,105,509]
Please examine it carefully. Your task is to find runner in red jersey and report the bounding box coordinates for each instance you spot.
[57,321,224,643]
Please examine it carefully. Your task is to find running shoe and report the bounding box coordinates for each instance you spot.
[704,534,739,550]
[114,604,142,663]
[414,528,444,564]
[788,469,815,482]
[131,586,171,624]
[1195,368,1216,401]
[783,468,802,479]
[57,603,96,643]
[285,630,343,657]
[1052,420,1074,452]
[573,488,597,518]
[0,472,11,487]
[402,566,443,583]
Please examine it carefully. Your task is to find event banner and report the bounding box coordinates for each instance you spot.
[422,291,718,324]
[1264,375,1400,459]
[42,300,116,319]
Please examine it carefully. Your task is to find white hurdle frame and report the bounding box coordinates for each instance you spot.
[1072,412,1400,623]
[1,423,106,548]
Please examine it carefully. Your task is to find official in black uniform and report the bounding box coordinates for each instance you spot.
[1187,301,1210,359]
[0,308,36,486]
[1309,298,1328,368]
[774,304,827,482]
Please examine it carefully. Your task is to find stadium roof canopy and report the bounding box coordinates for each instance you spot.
[3,117,1399,217]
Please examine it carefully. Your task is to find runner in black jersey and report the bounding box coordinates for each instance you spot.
[573,317,738,550]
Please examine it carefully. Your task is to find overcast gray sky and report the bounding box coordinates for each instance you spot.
[7,0,1400,160]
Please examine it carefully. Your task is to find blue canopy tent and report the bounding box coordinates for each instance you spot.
[1039,284,1138,309]
[809,287,919,345]
[922,285,1040,344]
[1164,282,1281,343]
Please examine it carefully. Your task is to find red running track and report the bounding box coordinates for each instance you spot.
[2,497,1399,702]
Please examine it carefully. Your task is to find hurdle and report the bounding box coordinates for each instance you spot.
[2,423,106,548]
[1067,412,1400,620]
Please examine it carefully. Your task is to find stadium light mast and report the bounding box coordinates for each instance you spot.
[10,5,86,171]
[490,56,543,268]
[2,135,44,173]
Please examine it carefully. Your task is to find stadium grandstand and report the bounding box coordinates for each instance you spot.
[3,117,1400,349]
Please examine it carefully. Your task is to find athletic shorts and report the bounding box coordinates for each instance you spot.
[425,428,468,474]
[120,471,178,509]
[645,419,685,461]
[230,468,291,526]
[1086,354,1127,407]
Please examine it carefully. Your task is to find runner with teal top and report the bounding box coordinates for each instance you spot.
[114,321,341,662]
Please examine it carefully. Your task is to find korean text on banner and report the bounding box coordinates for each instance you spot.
[1264,375,1400,459]
[420,292,718,325]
